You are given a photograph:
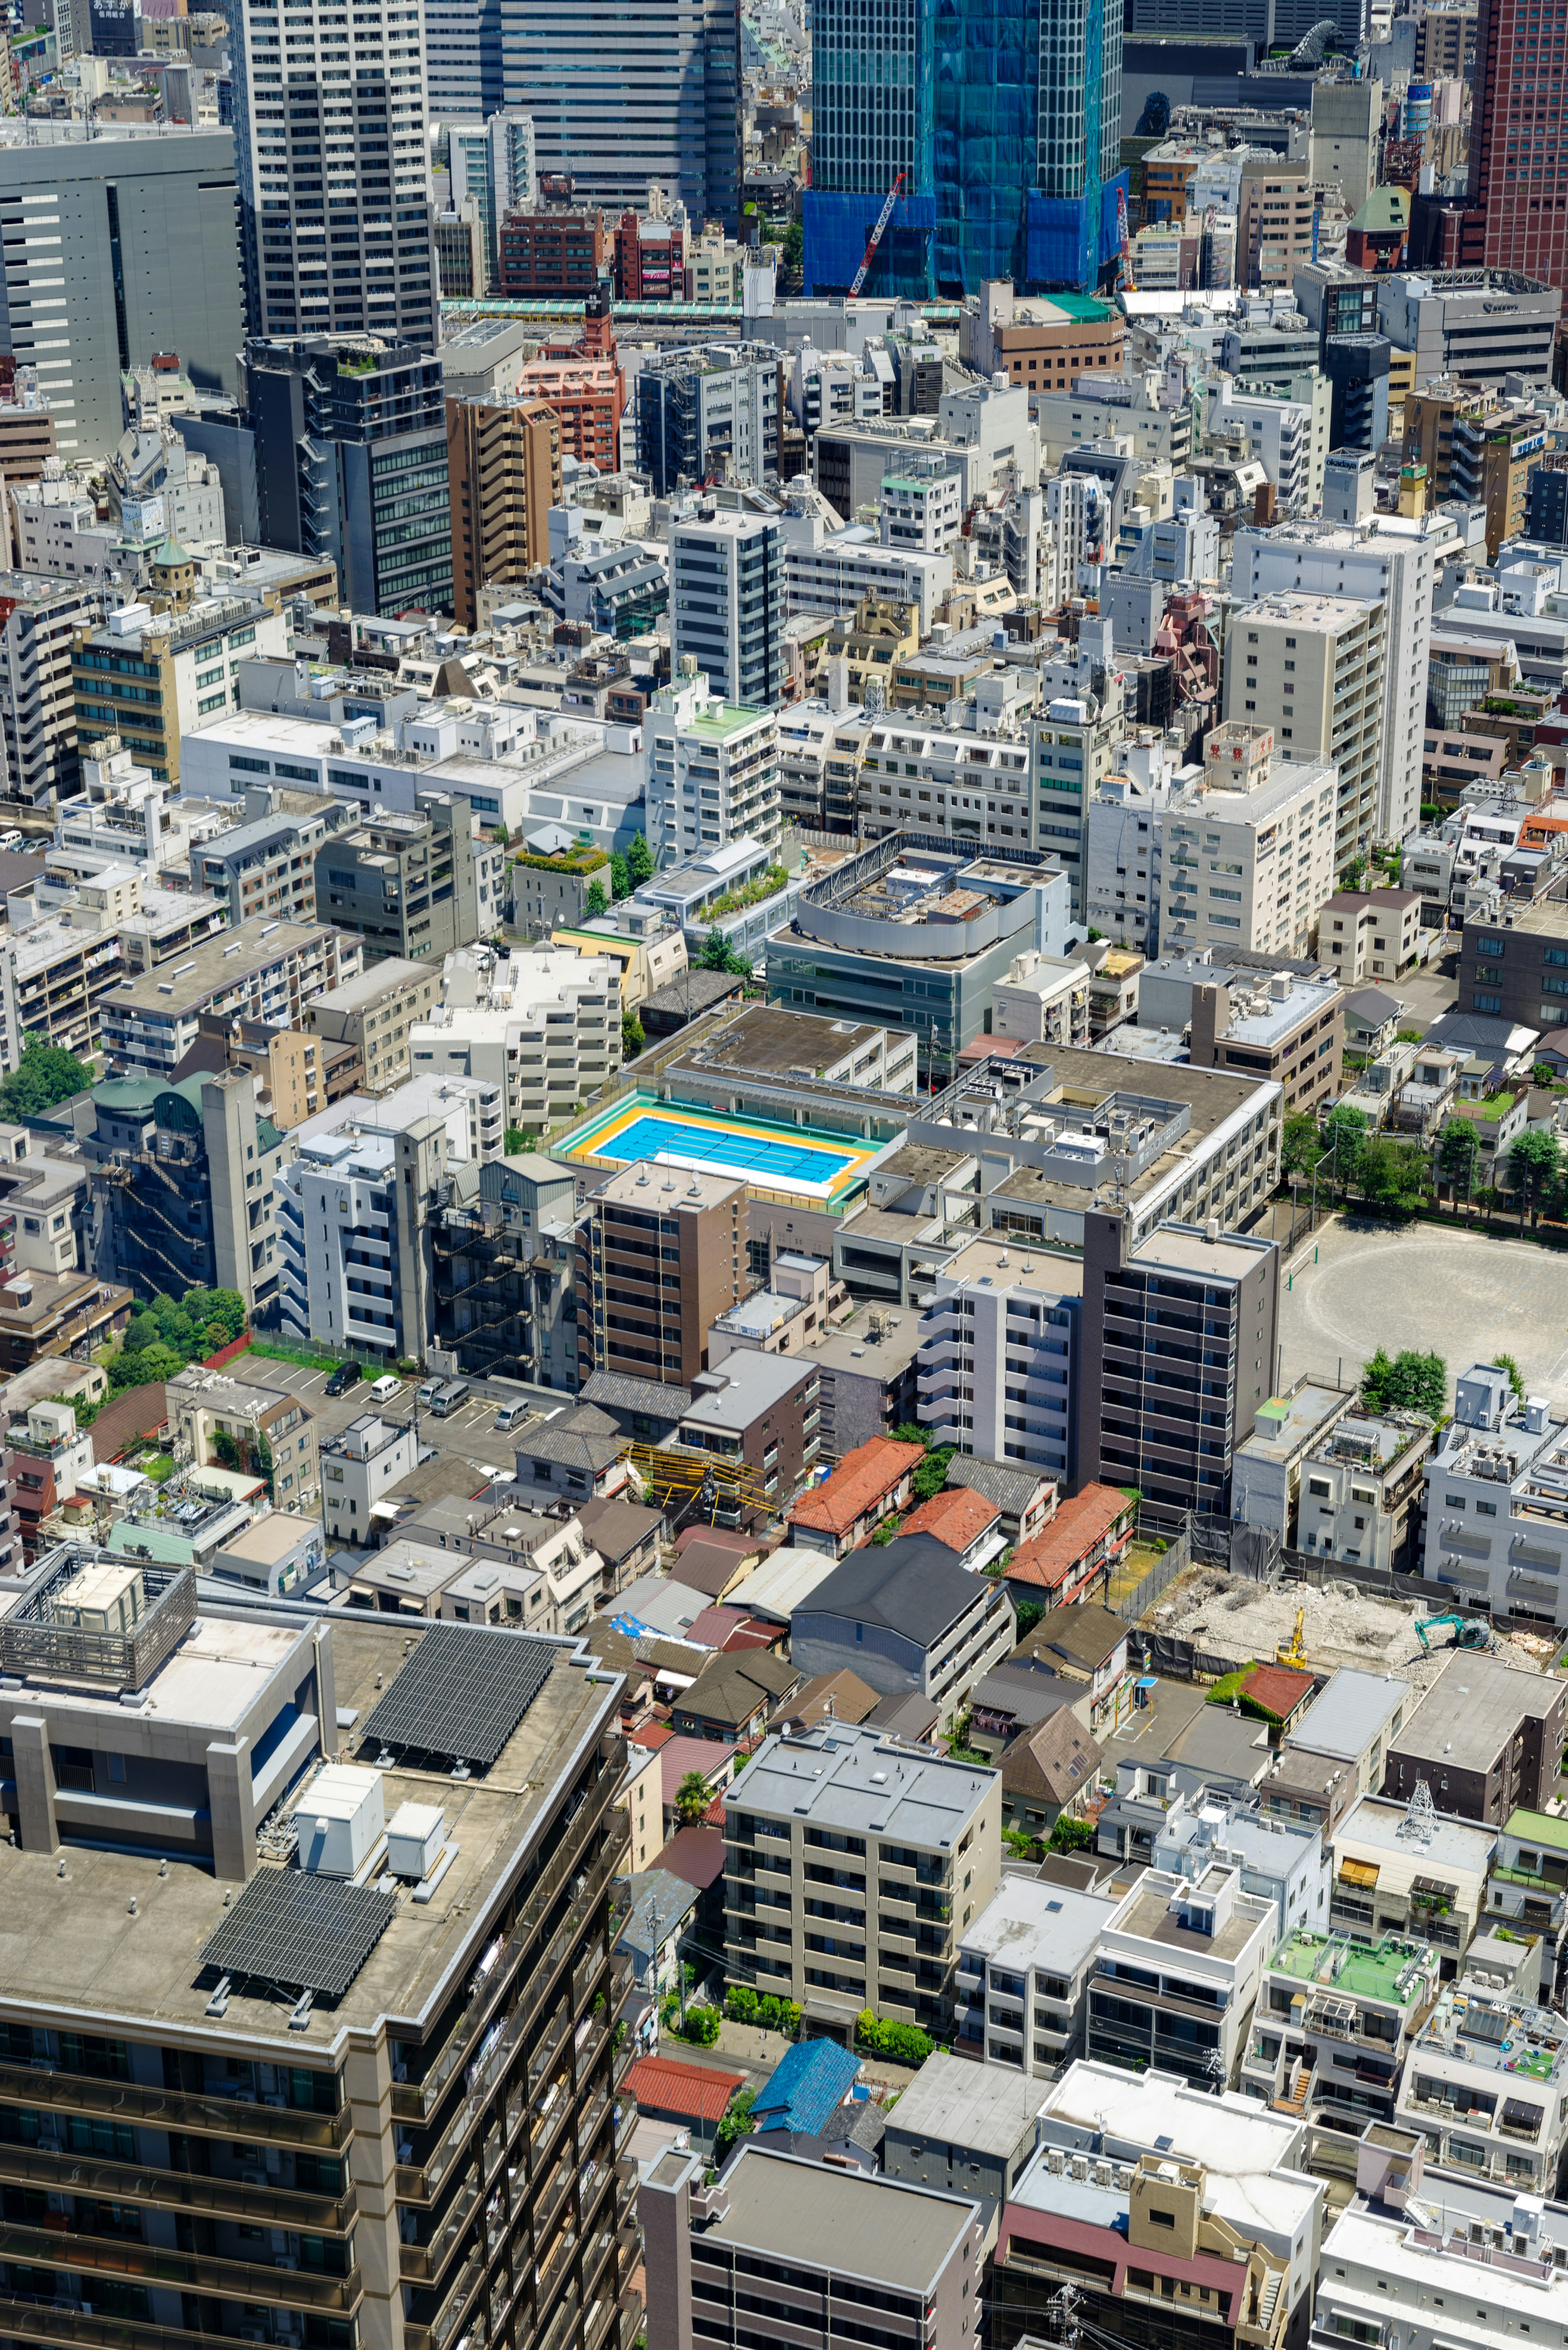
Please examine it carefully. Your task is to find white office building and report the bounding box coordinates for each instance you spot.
[319,1411,420,1546]
[1232,513,1443,845]
[408,943,621,1135]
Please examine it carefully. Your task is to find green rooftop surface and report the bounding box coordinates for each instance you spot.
[1046,294,1116,322]
[1272,1929,1432,2004]
[1505,1807,1568,1852]
[687,704,767,739]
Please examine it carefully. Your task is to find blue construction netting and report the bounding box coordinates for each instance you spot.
[803,188,940,298]
[1025,172,1127,292]
[931,0,1036,290]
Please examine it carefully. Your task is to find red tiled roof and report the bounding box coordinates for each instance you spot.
[658,1735,737,1808]
[788,1436,926,1537]
[957,1034,1026,1064]
[899,1487,1000,1552]
[623,2052,744,2125]
[632,1722,676,1750]
[1005,1483,1135,1592]
[1240,1663,1316,1721]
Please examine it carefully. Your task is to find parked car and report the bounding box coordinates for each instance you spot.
[325,1362,363,1399]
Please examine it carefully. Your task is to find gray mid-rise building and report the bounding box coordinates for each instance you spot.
[0,133,245,463]
[635,344,779,497]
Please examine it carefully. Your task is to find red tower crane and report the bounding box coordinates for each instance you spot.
[849,169,906,297]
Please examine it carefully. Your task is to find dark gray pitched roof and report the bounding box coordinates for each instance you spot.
[944,1455,1056,1513]
[799,1534,996,1648]
[969,1661,1077,1728]
[580,1371,692,1417]
[514,1404,624,1472]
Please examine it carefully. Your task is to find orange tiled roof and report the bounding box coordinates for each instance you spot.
[898,1487,1001,1553]
[1005,1483,1134,1592]
[623,2053,745,2124]
[1240,1663,1316,1721]
[787,1436,927,1538]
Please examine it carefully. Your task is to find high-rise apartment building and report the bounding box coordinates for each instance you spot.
[1231,515,1439,844]
[448,108,536,290]
[425,0,502,115]
[668,502,783,709]
[0,573,94,809]
[635,343,778,496]
[480,0,739,225]
[1078,1209,1282,1516]
[0,1565,639,2350]
[916,1233,1080,1485]
[445,392,561,628]
[577,1159,748,1387]
[245,337,452,615]
[804,0,1124,298]
[0,134,245,462]
[228,0,437,352]
[1223,590,1386,871]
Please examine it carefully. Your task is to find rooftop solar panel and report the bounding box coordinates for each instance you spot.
[361,1622,557,1769]
[200,1867,396,1998]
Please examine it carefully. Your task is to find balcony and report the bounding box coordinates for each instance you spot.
[0,2065,349,2152]
[392,1758,622,2124]
[0,2222,359,2315]
[405,2248,486,2350]
[0,2141,356,2236]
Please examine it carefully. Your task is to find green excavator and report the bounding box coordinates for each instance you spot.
[1415,1612,1494,1654]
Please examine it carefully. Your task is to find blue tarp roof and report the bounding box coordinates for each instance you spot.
[753,2038,863,2136]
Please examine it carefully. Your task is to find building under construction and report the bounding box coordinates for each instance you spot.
[82,1067,288,1315]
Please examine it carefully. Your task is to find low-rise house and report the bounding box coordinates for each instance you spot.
[667,1648,799,1746]
[1341,984,1403,1056]
[968,1655,1083,1757]
[615,1865,699,2004]
[882,2049,1045,2205]
[168,1367,319,1514]
[621,2051,746,2150]
[1089,1863,1277,2089]
[0,1267,132,1375]
[1001,1485,1135,1614]
[209,1510,324,1598]
[1257,1749,1353,1840]
[1029,1602,1134,1735]
[513,1401,629,1503]
[1240,1926,1442,2131]
[944,1453,1058,1544]
[318,1412,418,1547]
[1293,1407,1434,1572]
[1389,1046,1463,1141]
[999,1710,1104,1839]
[1319,887,1424,986]
[1231,1380,1358,1543]
[786,1431,927,1556]
[899,1484,1004,1566]
[573,1494,662,1598]
[789,1534,1017,1721]
[955,1876,1114,2076]
[1330,1791,1497,1967]
[1282,1667,1411,1800]
[1396,1973,1568,2192]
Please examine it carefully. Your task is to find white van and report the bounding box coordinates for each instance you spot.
[369,1375,403,1405]
[494,1402,526,1433]
[416,1377,443,1407]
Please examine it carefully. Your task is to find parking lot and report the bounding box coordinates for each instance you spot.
[1279,1215,1568,1406]
[232,1357,576,1487]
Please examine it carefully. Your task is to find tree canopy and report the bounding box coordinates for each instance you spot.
[584,878,609,917]
[699,927,751,977]
[1362,1346,1447,1419]
[1508,1128,1560,1227]
[625,832,655,885]
[1358,1137,1428,1216]
[0,1036,94,1123]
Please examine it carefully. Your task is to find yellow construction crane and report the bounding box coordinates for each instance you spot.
[1277,1608,1307,1670]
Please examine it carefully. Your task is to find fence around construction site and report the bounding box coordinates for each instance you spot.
[1114,1499,1501,1681]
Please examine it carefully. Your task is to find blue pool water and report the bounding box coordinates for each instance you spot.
[606,1114,861,1187]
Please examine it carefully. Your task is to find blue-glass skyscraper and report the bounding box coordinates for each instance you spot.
[804,0,1124,297]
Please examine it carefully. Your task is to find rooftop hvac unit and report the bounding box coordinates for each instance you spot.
[298,1763,385,1879]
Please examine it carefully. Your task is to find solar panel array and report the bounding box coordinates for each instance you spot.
[361,1622,557,1768]
[201,1867,396,1997]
